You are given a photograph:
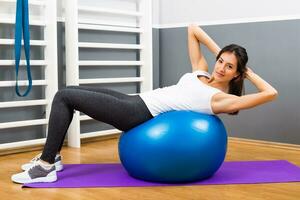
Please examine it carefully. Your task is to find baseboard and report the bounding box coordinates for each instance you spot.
[229,137,300,151]
[0,133,120,156]
[81,133,120,144]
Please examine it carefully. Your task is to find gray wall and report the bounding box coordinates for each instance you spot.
[158,20,300,144]
[152,28,160,89]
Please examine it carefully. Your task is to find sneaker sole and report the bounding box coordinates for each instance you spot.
[23,175,57,184]
[12,173,57,184]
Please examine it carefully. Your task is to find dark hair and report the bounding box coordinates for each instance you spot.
[216,44,248,115]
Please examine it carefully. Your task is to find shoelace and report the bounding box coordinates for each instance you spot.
[29,153,42,163]
[29,153,61,163]
[27,160,43,173]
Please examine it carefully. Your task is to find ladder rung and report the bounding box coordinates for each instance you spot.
[80,129,121,139]
[0,80,47,87]
[79,77,143,84]
[78,19,138,28]
[78,42,143,49]
[78,6,142,17]
[78,24,143,33]
[0,18,45,26]
[0,118,48,129]
[0,39,46,46]
[79,60,143,66]
[0,99,48,108]
[80,115,91,121]
[0,60,46,66]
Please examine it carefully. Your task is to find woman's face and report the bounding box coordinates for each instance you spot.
[212,51,239,83]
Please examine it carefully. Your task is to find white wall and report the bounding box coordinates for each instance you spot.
[156,0,300,27]
[152,0,160,26]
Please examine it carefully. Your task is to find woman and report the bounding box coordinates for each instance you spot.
[186,24,277,115]
[11,24,278,184]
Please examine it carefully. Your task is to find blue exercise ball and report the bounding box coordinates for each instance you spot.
[118,110,227,183]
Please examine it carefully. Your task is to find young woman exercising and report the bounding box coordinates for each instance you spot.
[11,24,278,184]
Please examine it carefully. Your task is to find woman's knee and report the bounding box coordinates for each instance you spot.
[53,87,76,103]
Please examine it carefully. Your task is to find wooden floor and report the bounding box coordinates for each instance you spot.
[1,137,300,200]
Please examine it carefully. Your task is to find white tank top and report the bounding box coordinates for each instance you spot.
[139,70,222,117]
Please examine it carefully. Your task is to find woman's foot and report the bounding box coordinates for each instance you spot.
[11,160,57,184]
[21,153,64,171]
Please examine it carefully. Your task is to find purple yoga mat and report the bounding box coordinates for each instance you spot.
[23,160,300,188]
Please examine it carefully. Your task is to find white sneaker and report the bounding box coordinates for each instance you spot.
[21,153,64,172]
[12,161,57,184]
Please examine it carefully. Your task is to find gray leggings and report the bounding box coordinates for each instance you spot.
[40,86,153,164]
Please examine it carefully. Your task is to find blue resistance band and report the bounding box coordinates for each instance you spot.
[15,0,32,97]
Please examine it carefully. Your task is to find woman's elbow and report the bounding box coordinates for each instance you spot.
[273,90,279,99]
[266,89,278,101]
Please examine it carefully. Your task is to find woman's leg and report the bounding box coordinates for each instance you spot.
[41,86,152,164]
[56,86,134,152]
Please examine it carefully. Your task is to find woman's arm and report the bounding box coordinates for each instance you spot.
[213,68,278,114]
[188,24,221,72]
